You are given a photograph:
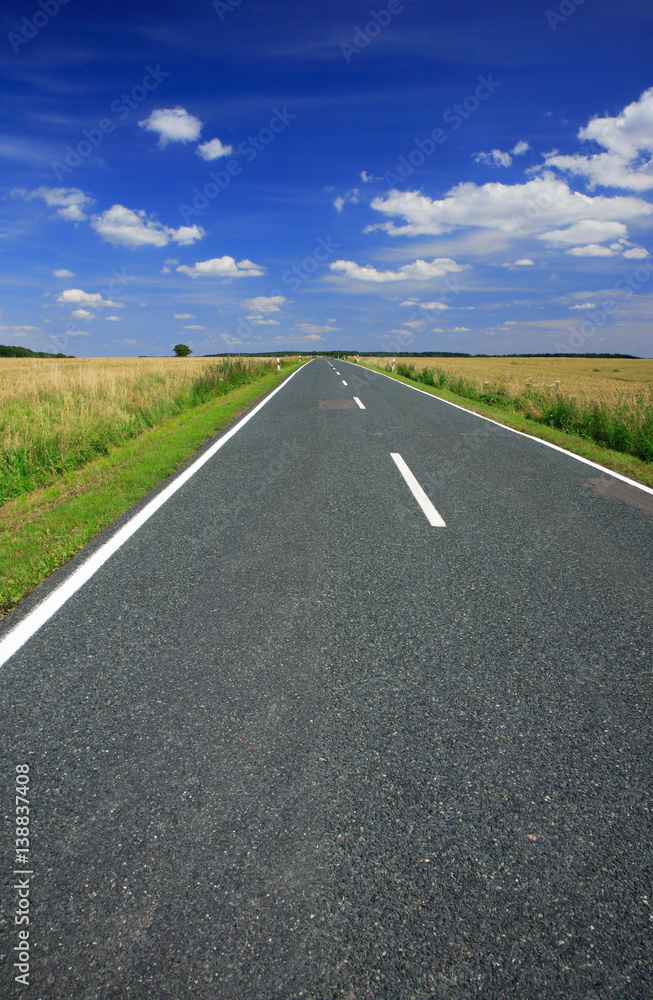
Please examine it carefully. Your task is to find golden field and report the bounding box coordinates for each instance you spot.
[0,355,230,401]
[1,357,224,459]
[0,355,292,502]
[354,356,653,402]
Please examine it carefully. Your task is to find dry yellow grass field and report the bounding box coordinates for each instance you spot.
[0,357,226,460]
[0,355,224,400]
[355,356,653,402]
[0,355,293,502]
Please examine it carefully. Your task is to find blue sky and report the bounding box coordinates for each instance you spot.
[1,0,652,357]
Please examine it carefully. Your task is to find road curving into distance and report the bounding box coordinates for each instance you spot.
[2,358,652,999]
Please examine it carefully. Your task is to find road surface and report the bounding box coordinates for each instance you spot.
[1,358,652,999]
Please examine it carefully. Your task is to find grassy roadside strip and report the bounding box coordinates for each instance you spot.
[0,364,301,619]
[352,361,653,489]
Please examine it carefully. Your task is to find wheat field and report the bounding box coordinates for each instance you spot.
[0,356,223,401]
[352,355,653,463]
[354,356,653,401]
[1,357,221,467]
[0,356,291,502]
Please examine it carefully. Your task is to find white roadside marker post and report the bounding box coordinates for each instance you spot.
[277,357,280,371]
[392,358,395,372]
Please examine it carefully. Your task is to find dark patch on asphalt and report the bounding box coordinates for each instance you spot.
[580,477,653,517]
[317,399,356,409]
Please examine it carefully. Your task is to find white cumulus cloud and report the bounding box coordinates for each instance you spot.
[330,257,467,283]
[91,205,205,247]
[139,107,203,147]
[176,256,266,278]
[623,246,649,258]
[56,289,123,308]
[243,295,286,312]
[295,323,336,336]
[474,149,513,168]
[334,189,361,213]
[15,186,95,221]
[400,299,449,309]
[538,219,628,246]
[368,176,651,242]
[567,244,615,257]
[197,138,233,161]
[541,87,653,191]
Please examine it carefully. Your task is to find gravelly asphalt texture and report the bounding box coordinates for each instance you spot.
[1,358,652,999]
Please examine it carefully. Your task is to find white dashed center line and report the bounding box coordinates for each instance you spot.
[390,453,446,527]
[354,397,365,409]
[342,380,348,386]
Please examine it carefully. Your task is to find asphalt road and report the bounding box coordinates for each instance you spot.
[1,358,652,999]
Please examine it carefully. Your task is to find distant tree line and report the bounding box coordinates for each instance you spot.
[0,344,75,358]
[203,350,641,360]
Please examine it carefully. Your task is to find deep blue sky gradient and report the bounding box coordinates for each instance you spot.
[1,0,652,356]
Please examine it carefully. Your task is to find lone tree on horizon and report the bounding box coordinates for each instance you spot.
[173,344,192,357]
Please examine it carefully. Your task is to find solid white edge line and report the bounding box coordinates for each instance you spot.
[354,397,366,409]
[0,361,313,669]
[352,362,653,497]
[390,452,446,527]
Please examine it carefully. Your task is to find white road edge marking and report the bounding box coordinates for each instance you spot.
[391,453,446,527]
[0,361,314,669]
[342,380,348,386]
[354,397,366,409]
[353,363,653,498]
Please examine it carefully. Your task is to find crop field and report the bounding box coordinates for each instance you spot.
[353,355,653,465]
[0,355,294,504]
[354,356,653,401]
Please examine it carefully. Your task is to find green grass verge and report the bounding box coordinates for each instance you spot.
[353,361,653,488]
[0,365,300,619]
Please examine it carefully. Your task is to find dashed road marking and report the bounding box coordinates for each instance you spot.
[390,453,446,527]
